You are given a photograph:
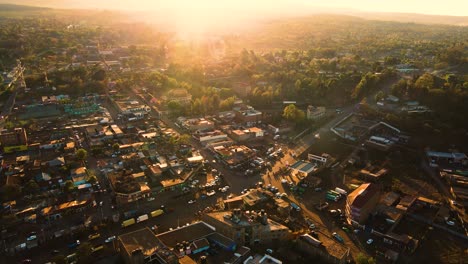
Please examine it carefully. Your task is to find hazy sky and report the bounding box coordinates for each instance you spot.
[10,0,468,16]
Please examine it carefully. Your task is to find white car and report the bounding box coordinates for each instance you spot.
[188,199,196,204]
[366,239,373,245]
[105,236,116,243]
[281,179,288,184]
[446,220,455,226]
[207,190,216,196]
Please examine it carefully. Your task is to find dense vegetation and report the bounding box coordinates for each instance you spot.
[0,6,467,139]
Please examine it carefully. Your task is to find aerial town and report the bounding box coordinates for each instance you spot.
[0,2,467,264]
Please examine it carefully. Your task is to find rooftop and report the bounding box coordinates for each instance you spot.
[347,183,380,209]
[118,227,177,262]
[156,221,215,249]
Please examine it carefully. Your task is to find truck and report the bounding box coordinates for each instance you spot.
[328,190,342,197]
[334,187,348,196]
[150,209,164,218]
[136,214,149,223]
[121,218,136,228]
[290,202,301,211]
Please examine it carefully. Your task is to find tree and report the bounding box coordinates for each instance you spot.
[179,134,191,145]
[87,175,97,184]
[112,143,120,152]
[75,148,88,161]
[356,253,376,264]
[282,104,305,123]
[64,180,75,193]
[374,91,385,102]
[24,180,40,195]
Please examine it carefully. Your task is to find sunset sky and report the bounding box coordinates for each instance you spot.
[7,0,468,16]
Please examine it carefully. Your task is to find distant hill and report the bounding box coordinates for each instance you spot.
[0,3,49,11]
[351,12,468,26]
[1,1,468,26]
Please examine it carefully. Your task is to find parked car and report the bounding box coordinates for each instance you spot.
[105,236,116,243]
[88,233,101,240]
[147,197,155,202]
[332,232,344,243]
[366,239,374,245]
[68,240,80,249]
[207,190,216,196]
[188,199,196,204]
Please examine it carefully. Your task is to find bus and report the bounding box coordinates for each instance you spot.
[136,214,149,223]
[326,194,339,202]
[121,218,136,228]
[328,190,342,197]
[335,187,348,195]
[150,209,164,218]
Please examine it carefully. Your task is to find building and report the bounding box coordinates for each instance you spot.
[211,145,255,168]
[427,151,468,168]
[156,221,237,255]
[177,117,214,132]
[201,209,290,246]
[163,89,192,105]
[196,130,228,146]
[0,127,28,147]
[345,183,381,225]
[107,171,151,204]
[290,160,317,178]
[115,100,151,119]
[234,106,262,125]
[230,127,264,142]
[118,227,178,264]
[296,231,350,264]
[306,105,326,120]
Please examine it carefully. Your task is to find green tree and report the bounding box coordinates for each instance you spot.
[282,104,305,123]
[64,180,75,193]
[87,175,97,184]
[374,91,385,102]
[75,148,88,161]
[179,134,191,145]
[112,143,120,152]
[24,180,40,195]
[356,253,376,264]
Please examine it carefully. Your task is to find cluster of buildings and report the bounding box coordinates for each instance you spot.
[427,150,468,205]
[117,213,286,264]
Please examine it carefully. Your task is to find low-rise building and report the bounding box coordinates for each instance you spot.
[202,209,290,246]
[211,145,255,168]
[195,130,228,146]
[345,183,381,225]
[230,127,264,142]
[306,105,326,120]
[0,127,28,148]
[234,105,262,125]
[118,227,178,264]
[163,89,192,105]
[178,117,214,132]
